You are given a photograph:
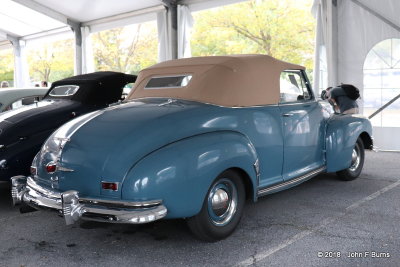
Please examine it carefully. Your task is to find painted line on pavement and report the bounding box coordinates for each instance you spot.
[237,179,400,266]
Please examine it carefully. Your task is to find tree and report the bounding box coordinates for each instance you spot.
[0,48,15,85]
[27,39,74,83]
[91,22,158,74]
[191,0,315,70]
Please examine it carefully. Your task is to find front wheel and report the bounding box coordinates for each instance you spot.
[336,137,365,181]
[187,170,245,242]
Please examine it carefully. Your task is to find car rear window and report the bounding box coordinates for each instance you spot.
[49,85,79,97]
[145,75,192,89]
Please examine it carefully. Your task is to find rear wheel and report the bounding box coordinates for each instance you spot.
[187,170,245,242]
[336,137,365,181]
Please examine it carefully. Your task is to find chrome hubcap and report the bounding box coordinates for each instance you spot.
[349,144,360,172]
[211,189,230,216]
[207,178,238,226]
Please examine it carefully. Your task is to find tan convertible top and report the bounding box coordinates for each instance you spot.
[127,54,305,107]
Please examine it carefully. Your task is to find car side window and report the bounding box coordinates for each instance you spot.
[279,70,312,103]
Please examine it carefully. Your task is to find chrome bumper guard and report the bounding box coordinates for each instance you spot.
[11,176,167,225]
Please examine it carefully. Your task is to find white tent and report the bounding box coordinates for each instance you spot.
[0,0,245,85]
[0,0,167,87]
[313,0,400,150]
[1,0,399,149]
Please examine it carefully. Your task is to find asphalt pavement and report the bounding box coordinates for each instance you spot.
[0,151,399,267]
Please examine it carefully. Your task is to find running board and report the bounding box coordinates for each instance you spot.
[257,166,326,197]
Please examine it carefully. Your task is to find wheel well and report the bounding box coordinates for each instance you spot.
[359,132,373,150]
[228,167,254,201]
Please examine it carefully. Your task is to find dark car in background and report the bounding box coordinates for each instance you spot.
[0,71,136,182]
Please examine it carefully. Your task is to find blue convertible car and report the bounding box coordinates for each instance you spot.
[12,55,373,241]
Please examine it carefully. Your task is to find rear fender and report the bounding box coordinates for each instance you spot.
[326,115,372,172]
[121,131,258,219]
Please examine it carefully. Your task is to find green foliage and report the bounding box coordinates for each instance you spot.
[1,1,315,86]
[91,22,158,74]
[191,0,315,70]
[0,71,13,82]
[0,48,14,84]
[27,39,74,83]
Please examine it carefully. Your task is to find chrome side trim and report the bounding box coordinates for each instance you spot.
[158,98,178,106]
[253,159,260,187]
[0,159,6,169]
[278,100,317,107]
[79,197,162,208]
[57,165,75,172]
[125,97,280,108]
[257,166,326,196]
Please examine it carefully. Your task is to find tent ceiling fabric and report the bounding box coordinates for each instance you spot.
[0,0,164,43]
[362,0,400,27]
[0,0,244,44]
[0,0,65,41]
[33,0,162,22]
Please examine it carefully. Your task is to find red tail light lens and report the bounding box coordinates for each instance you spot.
[101,182,118,191]
[46,162,57,173]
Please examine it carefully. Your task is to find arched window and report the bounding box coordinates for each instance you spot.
[363,38,400,127]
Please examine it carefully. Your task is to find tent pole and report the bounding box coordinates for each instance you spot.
[68,20,83,75]
[7,35,30,87]
[163,0,178,59]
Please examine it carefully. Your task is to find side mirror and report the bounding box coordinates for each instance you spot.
[321,90,327,100]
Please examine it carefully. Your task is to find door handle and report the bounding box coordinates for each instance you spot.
[282,113,294,117]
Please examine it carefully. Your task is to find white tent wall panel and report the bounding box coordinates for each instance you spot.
[157,9,172,62]
[337,0,400,89]
[177,5,194,59]
[337,0,400,150]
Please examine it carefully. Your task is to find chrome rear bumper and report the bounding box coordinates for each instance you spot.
[11,176,167,225]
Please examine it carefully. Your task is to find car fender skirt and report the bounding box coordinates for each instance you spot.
[121,131,259,219]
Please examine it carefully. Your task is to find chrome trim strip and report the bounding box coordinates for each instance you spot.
[0,159,6,169]
[257,166,326,196]
[79,197,162,208]
[57,165,74,172]
[278,100,317,106]
[253,159,260,187]
[125,97,280,108]
[158,98,178,106]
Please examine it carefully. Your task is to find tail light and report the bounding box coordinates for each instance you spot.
[101,182,118,191]
[46,162,57,174]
